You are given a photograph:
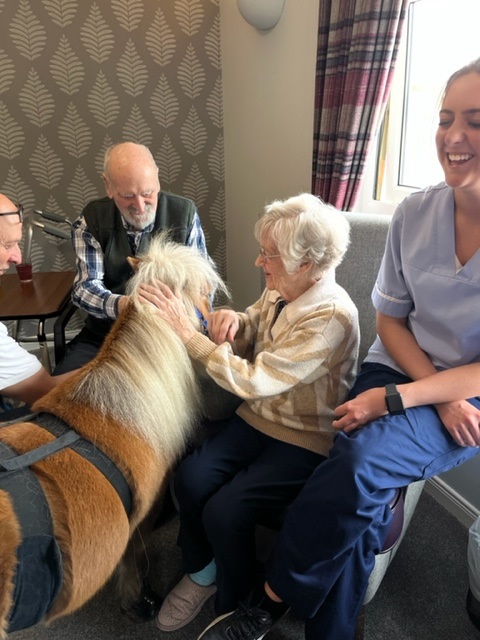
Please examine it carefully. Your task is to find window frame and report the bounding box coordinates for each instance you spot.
[355,2,412,214]
[355,0,480,214]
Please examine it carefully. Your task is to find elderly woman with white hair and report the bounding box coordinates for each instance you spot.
[138,192,359,632]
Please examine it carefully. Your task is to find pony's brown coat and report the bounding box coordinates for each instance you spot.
[0,309,173,633]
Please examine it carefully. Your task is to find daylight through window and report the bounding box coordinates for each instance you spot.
[376,0,480,204]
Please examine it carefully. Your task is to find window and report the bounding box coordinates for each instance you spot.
[357,0,480,212]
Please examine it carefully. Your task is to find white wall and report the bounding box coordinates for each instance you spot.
[219,0,320,309]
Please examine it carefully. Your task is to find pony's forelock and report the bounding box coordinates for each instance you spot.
[126,234,229,311]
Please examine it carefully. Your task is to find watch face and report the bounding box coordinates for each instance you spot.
[386,384,405,415]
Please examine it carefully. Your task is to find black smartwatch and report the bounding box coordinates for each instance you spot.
[385,383,405,415]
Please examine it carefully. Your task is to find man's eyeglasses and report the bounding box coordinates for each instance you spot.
[258,247,281,263]
[0,204,23,223]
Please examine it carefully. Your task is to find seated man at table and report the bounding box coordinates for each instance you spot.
[0,194,72,411]
[54,141,211,374]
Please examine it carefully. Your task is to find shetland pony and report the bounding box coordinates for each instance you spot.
[0,234,229,637]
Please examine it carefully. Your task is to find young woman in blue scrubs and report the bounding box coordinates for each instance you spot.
[198,59,480,640]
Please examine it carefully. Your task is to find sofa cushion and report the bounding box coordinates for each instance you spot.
[337,212,391,367]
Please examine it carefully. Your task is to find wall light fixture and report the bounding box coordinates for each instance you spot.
[236,0,286,30]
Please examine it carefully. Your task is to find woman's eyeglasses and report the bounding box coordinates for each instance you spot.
[258,247,281,263]
[0,204,23,223]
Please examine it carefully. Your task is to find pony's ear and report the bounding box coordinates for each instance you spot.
[127,256,141,271]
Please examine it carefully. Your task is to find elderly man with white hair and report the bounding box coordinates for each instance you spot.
[55,141,210,374]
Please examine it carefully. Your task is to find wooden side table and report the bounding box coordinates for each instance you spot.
[0,271,76,371]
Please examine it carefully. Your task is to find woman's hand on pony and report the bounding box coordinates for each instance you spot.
[138,281,197,344]
[207,308,239,345]
[332,387,388,432]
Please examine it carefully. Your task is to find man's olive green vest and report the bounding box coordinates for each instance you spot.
[82,190,196,339]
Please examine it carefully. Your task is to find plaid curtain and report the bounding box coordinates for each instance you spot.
[312,0,408,210]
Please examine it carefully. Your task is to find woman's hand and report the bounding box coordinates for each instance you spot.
[207,309,239,345]
[138,281,196,344]
[435,400,480,448]
[333,387,388,432]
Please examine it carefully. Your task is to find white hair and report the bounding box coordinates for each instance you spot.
[254,193,350,277]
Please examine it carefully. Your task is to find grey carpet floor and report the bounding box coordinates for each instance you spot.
[9,491,479,640]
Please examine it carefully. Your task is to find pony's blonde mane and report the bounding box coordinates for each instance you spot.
[67,235,229,462]
[126,232,229,317]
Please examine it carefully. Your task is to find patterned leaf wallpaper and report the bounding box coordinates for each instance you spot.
[0,0,226,277]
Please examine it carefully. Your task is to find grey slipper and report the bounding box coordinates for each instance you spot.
[156,574,217,631]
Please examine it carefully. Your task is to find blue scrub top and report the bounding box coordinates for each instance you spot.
[365,182,480,372]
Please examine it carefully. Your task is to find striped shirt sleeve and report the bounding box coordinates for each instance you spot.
[71,217,121,319]
[71,209,211,320]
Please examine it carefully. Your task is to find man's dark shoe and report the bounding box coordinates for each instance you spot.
[197,601,288,640]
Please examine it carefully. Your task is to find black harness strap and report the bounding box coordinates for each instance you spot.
[0,439,63,631]
[0,430,81,472]
[37,412,133,517]
[0,412,133,631]
[0,412,132,517]
[0,439,54,537]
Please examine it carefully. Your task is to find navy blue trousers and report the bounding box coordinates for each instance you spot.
[53,327,103,375]
[174,414,325,614]
[266,363,480,640]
